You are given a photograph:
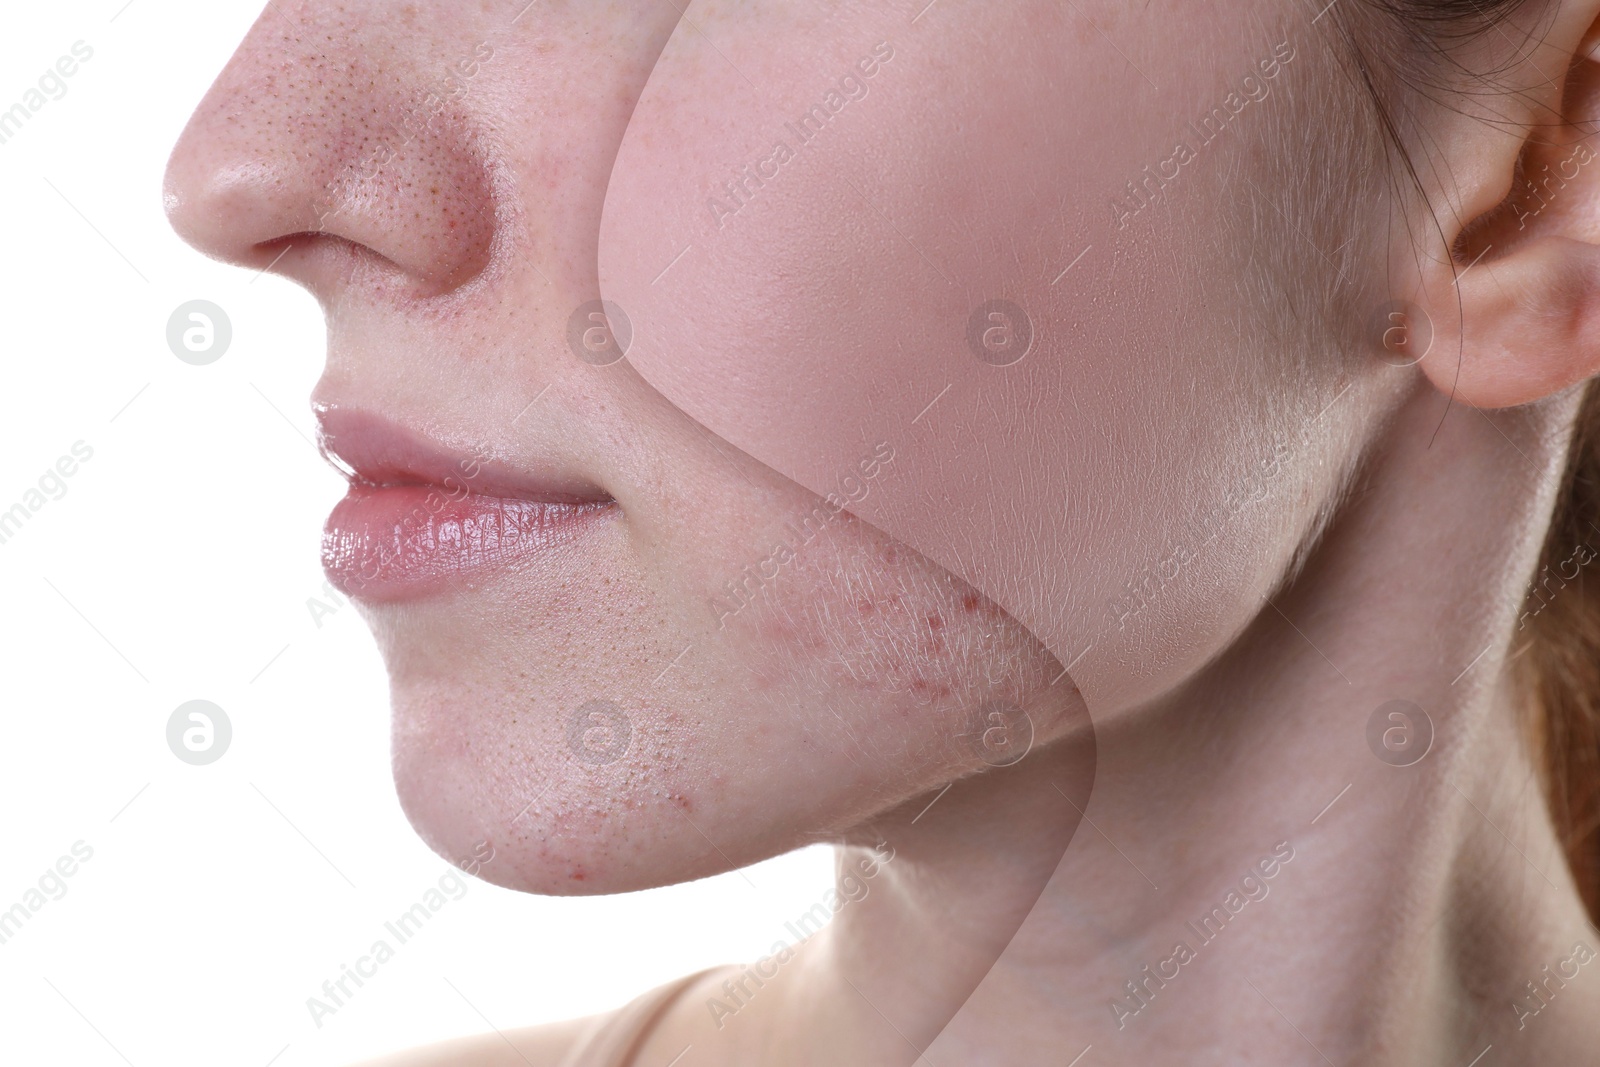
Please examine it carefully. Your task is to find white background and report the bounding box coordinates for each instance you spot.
[0,3,832,1064]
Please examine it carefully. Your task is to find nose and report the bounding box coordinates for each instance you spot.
[163,3,500,297]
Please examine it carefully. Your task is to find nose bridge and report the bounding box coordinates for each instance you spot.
[164,3,518,291]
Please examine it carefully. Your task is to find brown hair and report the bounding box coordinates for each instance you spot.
[1516,382,1600,921]
[1522,384,1600,918]
[1347,0,1600,919]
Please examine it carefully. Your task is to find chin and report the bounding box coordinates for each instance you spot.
[386,676,787,896]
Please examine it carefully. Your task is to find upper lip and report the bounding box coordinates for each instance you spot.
[315,405,614,505]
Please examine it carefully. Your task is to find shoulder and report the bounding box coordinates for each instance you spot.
[342,1013,605,1067]
[340,965,740,1067]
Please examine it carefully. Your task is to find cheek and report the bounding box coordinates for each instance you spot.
[600,1,1322,716]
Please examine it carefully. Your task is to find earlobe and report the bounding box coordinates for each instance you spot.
[1419,233,1600,409]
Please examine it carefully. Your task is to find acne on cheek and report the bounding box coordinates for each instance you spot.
[731,510,1062,724]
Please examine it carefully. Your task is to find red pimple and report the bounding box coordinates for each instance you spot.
[927,613,944,630]
[961,594,980,612]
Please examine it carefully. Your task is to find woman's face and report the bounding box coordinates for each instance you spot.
[165,0,1357,893]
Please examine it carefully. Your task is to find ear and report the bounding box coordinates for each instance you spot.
[1405,4,1600,409]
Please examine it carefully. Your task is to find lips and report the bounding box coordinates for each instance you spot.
[317,408,616,600]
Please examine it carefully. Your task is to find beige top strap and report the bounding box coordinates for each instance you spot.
[557,964,739,1067]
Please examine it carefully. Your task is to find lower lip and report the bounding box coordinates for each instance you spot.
[323,484,614,600]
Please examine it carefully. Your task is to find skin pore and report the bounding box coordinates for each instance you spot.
[162,0,1600,1063]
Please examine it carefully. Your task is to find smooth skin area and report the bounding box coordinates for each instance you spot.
[165,0,1600,1063]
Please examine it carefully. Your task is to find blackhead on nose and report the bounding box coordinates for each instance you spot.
[163,3,502,298]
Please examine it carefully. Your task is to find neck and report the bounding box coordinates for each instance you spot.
[730,382,1600,1065]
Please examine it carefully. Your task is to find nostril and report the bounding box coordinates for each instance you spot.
[244,228,484,301]
[165,129,498,296]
